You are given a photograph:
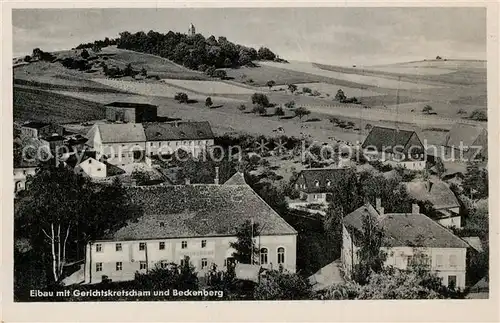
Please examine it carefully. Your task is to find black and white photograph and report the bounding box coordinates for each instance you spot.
[5,4,495,313]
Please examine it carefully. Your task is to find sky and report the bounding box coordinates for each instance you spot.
[12,8,487,66]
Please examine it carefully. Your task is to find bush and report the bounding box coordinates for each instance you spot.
[205,66,216,76]
[213,69,227,79]
[302,87,312,94]
[252,105,267,115]
[469,109,487,121]
[251,93,270,107]
[205,97,213,107]
[274,106,285,116]
[312,90,321,97]
[81,49,90,59]
[284,101,295,109]
[23,55,31,62]
[238,104,247,111]
[175,92,189,103]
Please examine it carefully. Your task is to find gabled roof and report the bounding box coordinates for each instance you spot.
[362,126,420,151]
[344,204,469,248]
[64,151,98,168]
[105,184,297,241]
[22,121,51,129]
[223,171,247,185]
[143,121,214,141]
[94,123,146,143]
[296,168,350,193]
[443,123,487,148]
[404,180,460,210]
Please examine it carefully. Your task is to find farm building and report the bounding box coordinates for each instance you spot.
[404,180,462,228]
[83,176,297,284]
[341,201,469,289]
[20,121,64,139]
[105,102,158,123]
[442,123,487,162]
[362,126,426,170]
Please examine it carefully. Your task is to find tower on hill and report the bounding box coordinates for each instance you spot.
[188,23,196,37]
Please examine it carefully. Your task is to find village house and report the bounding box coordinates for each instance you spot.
[442,123,488,162]
[143,121,214,160]
[341,200,469,289]
[13,158,37,194]
[105,102,158,124]
[86,121,214,167]
[86,123,147,166]
[404,180,462,228]
[293,168,347,204]
[83,172,297,284]
[19,121,64,139]
[64,152,107,179]
[362,126,426,170]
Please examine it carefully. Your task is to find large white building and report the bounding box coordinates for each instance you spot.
[86,121,214,167]
[83,172,297,284]
[341,201,469,289]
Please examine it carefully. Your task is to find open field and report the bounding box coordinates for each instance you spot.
[360,66,456,75]
[92,78,245,103]
[261,82,385,98]
[162,79,256,95]
[13,86,105,123]
[259,61,439,90]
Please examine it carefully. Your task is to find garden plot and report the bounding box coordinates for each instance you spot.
[162,79,256,95]
[92,78,244,102]
[264,82,384,98]
[259,61,439,90]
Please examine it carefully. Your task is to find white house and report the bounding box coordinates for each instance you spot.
[74,157,107,179]
[362,126,426,170]
[292,168,348,204]
[341,201,469,289]
[83,172,297,284]
[13,160,37,194]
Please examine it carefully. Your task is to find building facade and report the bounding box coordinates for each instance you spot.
[13,163,37,194]
[341,203,469,289]
[20,121,64,139]
[74,157,107,179]
[293,168,348,204]
[83,176,297,284]
[105,102,158,124]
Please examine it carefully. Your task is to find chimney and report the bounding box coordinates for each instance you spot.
[185,177,191,185]
[214,166,219,185]
[375,197,384,215]
[412,203,420,214]
[426,180,433,192]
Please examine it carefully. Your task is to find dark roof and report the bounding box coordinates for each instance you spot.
[443,123,487,148]
[224,172,247,185]
[105,102,158,109]
[22,121,51,129]
[42,135,65,142]
[143,121,214,141]
[64,151,97,168]
[344,204,469,248]
[105,184,297,241]
[404,180,460,210]
[297,168,349,193]
[361,126,419,151]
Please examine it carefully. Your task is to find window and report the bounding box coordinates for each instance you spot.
[201,240,207,248]
[181,241,187,249]
[201,258,208,269]
[260,248,268,265]
[160,222,165,227]
[180,258,186,267]
[160,261,168,269]
[159,242,165,250]
[96,244,102,252]
[326,180,331,187]
[139,242,146,251]
[97,168,101,171]
[449,255,457,267]
[436,255,444,268]
[116,262,122,271]
[448,275,457,289]
[314,180,320,187]
[139,261,147,270]
[277,247,285,264]
[115,243,122,252]
[96,262,102,272]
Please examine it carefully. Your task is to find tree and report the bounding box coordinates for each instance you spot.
[205,66,216,76]
[257,47,276,60]
[434,158,446,179]
[92,44,102,53]
[294,107,311,120]
[302,87,312,94]
[323,204,344,254]
[469,109,487,121]
[422,105,433,114]
[15,166,138,283]
[335,89,347,102]
[140,67,147,77]
[81,49,90,59]
[462,163,488,200]
[205,97,213,108]
[179,256,199,290]
[288,84,297,93]
[253,270,312,300]
[266,80,276,90]
[251,93,270,107]
[252,105,267,115]
[213,69,227,79]
[238,104,247,111]
[23,55,31,62]
[365,123,373,131]
[229,220,260,264]
[131,169,150,185]
[284,101,295,109]
[174,92,189,103]
[457,108,466,115]
[354,212,386,284]
[274,106,285,116]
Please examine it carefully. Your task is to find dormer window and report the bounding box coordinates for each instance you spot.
[326,180,331,187]
[314,180,320,187]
